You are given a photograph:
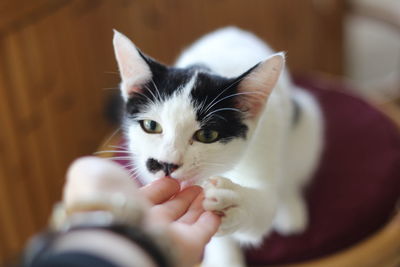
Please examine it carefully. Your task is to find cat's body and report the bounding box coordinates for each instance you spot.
[113,27,323,267]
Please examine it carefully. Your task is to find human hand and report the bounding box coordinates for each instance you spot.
[61,157,220,267]
[140,176,221,266]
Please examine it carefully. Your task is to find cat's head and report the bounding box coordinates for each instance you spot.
[113,30,284,185]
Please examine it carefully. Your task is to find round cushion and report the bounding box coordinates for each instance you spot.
[245,77,400,265]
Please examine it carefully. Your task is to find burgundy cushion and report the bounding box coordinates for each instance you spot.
[113,77,400,265]
[245,77,400,265]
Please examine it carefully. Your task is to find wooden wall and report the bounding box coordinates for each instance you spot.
[0,0,344,263]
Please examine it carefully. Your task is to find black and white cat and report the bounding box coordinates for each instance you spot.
[113,27,323,267]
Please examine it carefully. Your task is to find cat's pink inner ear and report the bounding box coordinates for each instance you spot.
[238,53,285,118]
[127,86,141,96]
[113,30,152,99]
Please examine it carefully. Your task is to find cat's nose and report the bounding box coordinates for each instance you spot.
[146,158,181,176]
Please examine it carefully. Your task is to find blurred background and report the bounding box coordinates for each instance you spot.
[0,0,399,264]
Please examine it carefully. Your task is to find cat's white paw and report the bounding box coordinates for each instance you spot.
[273,195,308,235]
[203,177,245,235]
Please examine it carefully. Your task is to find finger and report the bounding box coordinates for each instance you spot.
[190,211,221,245]
[150,186,202,222]
[64,157,139,206]
[177,191,205,224]
[140,178,180,204]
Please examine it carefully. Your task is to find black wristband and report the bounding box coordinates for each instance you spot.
[79,224,171,267]
[24,224,171,267]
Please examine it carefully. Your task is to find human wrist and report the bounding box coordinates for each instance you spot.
[51,229,157,267]
[25,205,176,267]
[24,225,171,267]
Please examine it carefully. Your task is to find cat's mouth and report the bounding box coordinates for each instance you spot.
[145,162,202,187]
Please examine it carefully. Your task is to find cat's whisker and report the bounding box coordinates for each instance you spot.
[144,85,159,103]
[133,90,156,106]
[129,167,140,173]
[128,166,139,172]
[109,145,128,150]
[151,79,163,102]
[196,95,209,114]
[204,91,263,114]
[129,173,138,179]
[105,156,133,160]
[127,171,136,177]
[94,150,132,154]
[200,113,227,125]
[210,114,227,122]
[202,76,246,114]
[97,128,122,152]
[126,165,138,171]
[127,167,140,178]
[127,169,138,176]
[200,115,214,126]
[124,161,137,166]
[201,107,243,124]
[202,87,231,114]
[108,147,129,153]
[203,107,243,121]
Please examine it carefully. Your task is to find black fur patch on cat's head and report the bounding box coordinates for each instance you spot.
[125,53,193,117]
[124,53,249,143]
[190,72,249,143]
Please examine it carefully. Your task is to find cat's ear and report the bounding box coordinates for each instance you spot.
[113,30,163,100]
[237,53,285,118]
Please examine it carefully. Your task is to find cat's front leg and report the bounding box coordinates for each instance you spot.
[203,177,246,235]
[202,236,245,267]
[203,176,276,239]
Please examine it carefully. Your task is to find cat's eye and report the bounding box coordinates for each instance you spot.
[194,129,219,143]
[140,120,162,134]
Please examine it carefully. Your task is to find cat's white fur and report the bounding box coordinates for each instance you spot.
[113,27,323,267]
